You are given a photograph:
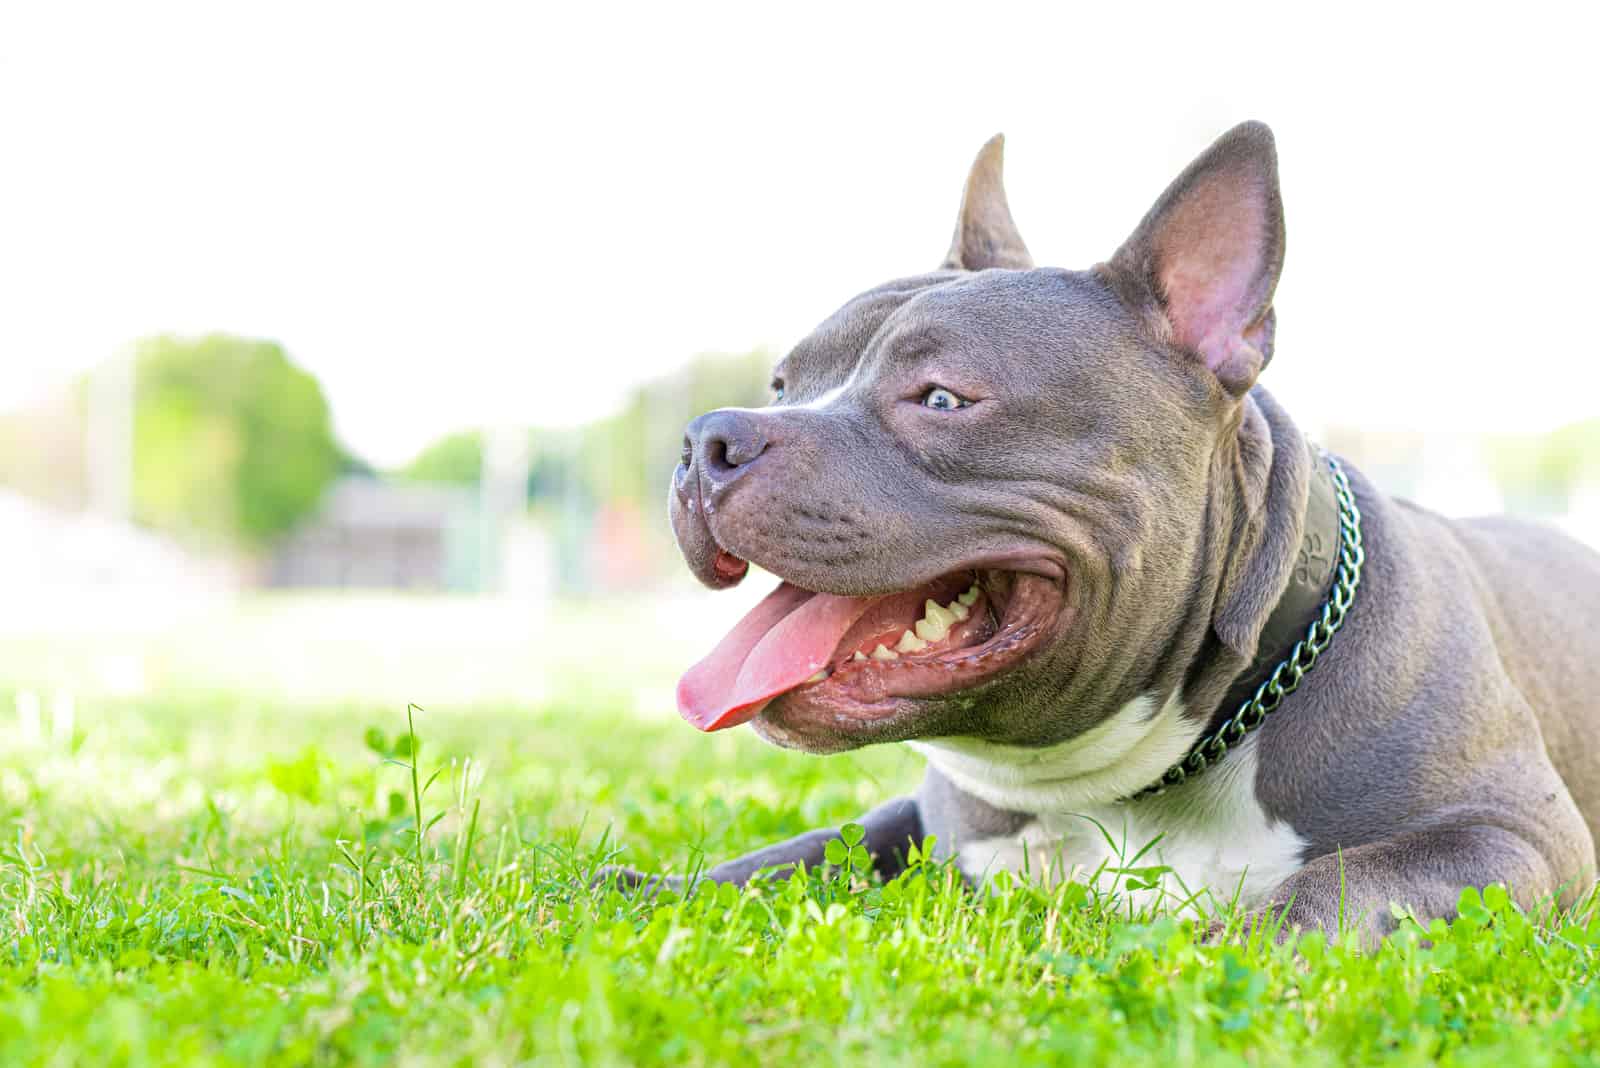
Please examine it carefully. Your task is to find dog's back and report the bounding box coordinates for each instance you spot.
[1444,511,1600,838]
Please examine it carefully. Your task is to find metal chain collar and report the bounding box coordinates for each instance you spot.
[1135,454,1366,798]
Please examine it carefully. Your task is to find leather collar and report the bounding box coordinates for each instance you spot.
[1206,442,1342,736]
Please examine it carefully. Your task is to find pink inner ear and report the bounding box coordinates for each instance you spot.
[1155,173,1270,374]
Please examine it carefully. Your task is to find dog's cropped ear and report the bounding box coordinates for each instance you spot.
[941,134,1034,271]
[1107,121,1284,396]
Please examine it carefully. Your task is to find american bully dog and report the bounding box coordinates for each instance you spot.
[628,121,1599,943]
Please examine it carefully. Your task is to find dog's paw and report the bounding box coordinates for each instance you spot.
[590,865,687,898]
[1202,906,1304,947]
[1200,917,1231,945]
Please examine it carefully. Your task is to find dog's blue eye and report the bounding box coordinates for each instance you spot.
[771,380,785,402]
[922,387,969,411]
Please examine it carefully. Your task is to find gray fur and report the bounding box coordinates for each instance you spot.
[917,766,1031,847]
[630,122,1600,944]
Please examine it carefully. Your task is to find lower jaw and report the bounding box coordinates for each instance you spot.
[751,696,925,753]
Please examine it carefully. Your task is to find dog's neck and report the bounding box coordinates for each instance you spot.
[1205,434,1341,736]
[1192,388,1334,725]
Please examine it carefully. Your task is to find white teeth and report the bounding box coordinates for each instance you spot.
[806,669,829,684]
[895,629,928,653]
[925,599,958,629]
[857,586,982,666]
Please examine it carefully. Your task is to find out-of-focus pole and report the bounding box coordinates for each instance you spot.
[479,424,532,592]
[85,349,134,520]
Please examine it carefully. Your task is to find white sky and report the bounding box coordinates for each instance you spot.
[2,2,1596,467]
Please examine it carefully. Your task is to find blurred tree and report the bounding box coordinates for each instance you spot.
[402,429,484,485]
[390,350,772,589]
[1547,419,1600,488]
[583,350,774,508]
[396,349,774,506]
[1488,418,1600,513]
[132,334,339,547]
[339,447,378,479]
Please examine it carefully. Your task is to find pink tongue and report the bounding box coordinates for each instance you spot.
[677,582,875,731]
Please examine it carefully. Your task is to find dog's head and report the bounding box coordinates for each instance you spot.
[671,122,1286,754]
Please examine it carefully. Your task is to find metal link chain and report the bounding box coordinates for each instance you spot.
[1134,454,1366,798]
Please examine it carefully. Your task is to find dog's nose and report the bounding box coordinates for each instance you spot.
[683,409,769,490]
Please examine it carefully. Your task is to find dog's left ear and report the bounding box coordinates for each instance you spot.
[1108,121,1284,396]
[941,134,1034,271]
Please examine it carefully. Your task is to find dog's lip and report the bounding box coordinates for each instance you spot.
[711,550,750,584]
[711,542,1069,599]
[953,551,1068,587]
[689,487,1068,595]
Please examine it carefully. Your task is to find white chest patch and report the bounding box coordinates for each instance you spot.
[909,693,1308,913]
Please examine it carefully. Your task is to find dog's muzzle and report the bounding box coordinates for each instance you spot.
[672,408,768,588]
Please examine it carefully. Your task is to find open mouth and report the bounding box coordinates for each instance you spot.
[677,562,1063,732]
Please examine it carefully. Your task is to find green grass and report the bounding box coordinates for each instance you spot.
[2,688,1598,1067]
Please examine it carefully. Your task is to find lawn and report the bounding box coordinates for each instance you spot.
[3,680,1598,1066]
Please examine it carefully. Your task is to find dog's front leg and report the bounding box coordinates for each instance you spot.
[1248,820,1595,947]
[600,795,923,894]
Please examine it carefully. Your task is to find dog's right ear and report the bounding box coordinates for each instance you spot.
[940,135,1034,271]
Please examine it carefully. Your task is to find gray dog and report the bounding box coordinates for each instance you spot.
[641,121,1599,942]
